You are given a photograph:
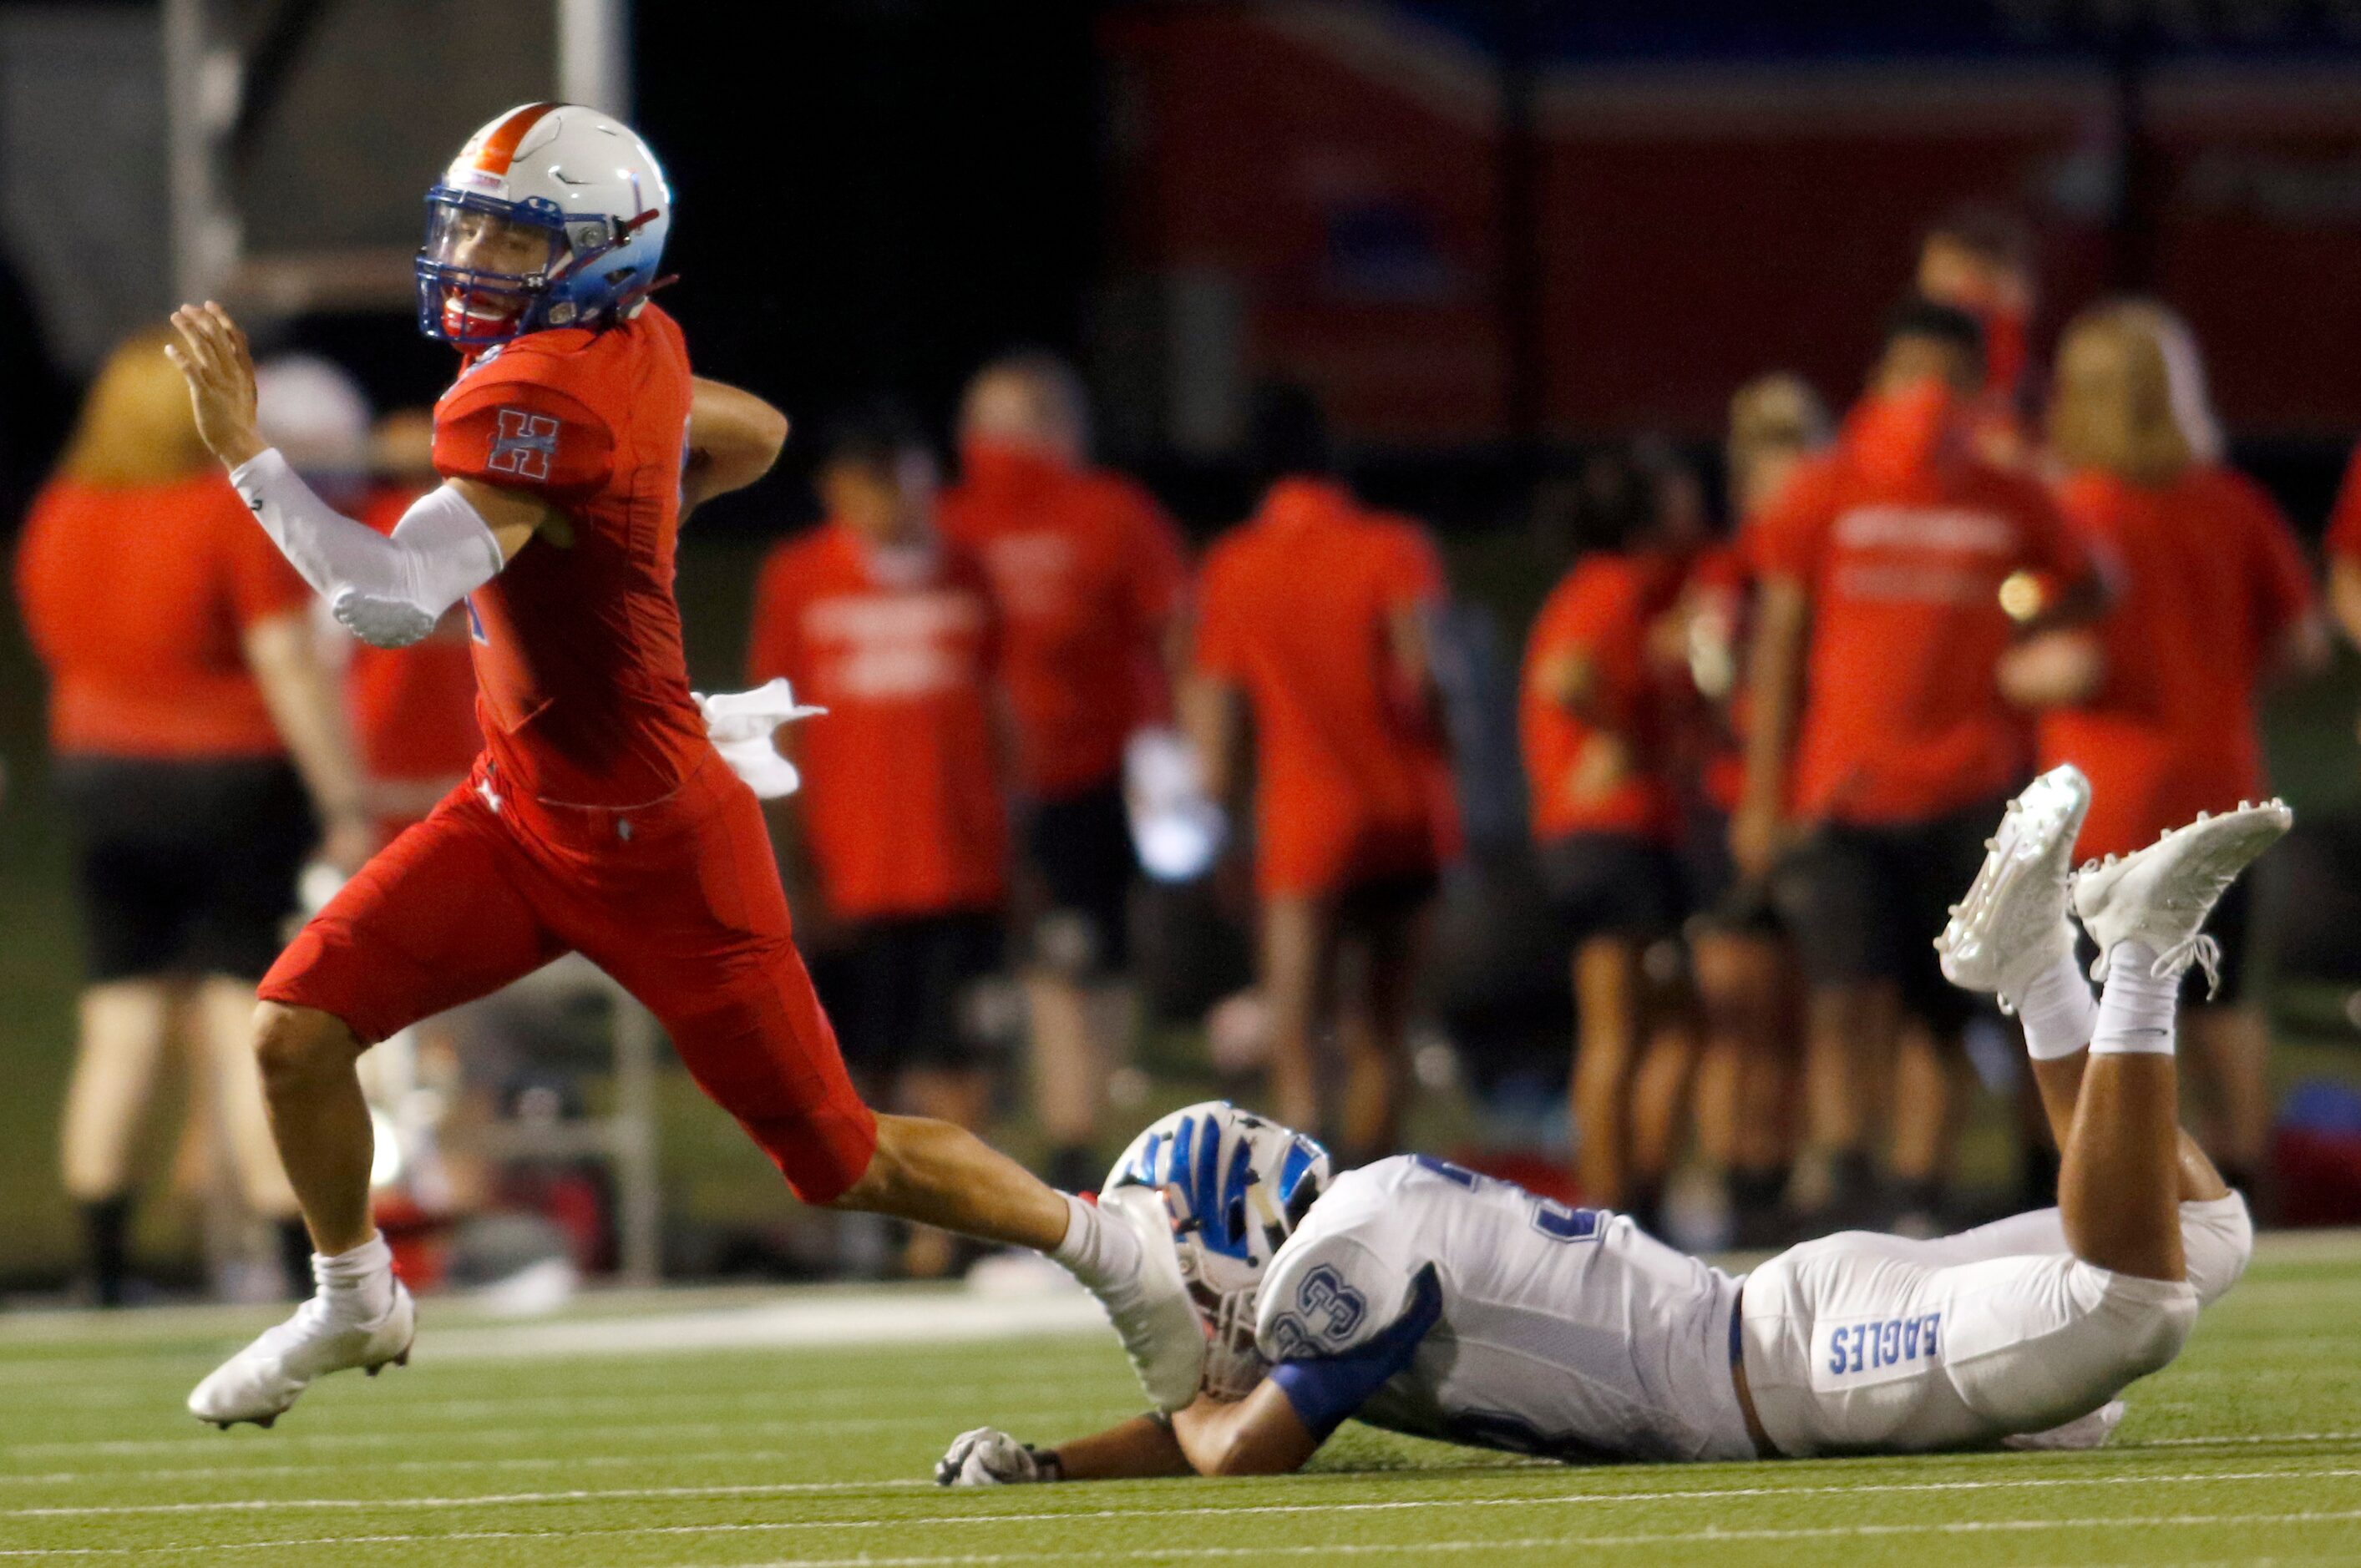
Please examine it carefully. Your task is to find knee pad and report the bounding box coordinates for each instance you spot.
[2180,1192,2254,1309]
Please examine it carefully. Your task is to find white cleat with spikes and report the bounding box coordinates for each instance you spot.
[2071,799,2293,995]
[1936,764,2092,1013]
[187,1280,415,1429]
[1089,1186,1208,1412]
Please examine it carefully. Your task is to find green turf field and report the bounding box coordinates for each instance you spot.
[2,1234,2358,1566]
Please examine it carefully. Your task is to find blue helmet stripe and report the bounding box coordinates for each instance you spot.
[1168,1118,1197,1220]
[1277,1141,1315,1208]
[1193,1115,1221,1228]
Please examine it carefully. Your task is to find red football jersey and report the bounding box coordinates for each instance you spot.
[431,303,707,814]
[939,442,1188,797]
[16,473,309,759]
[1520,551,1686,844]
[2037,465,2313,859]
[1193,478,1459,897]
[746,524,1006,920]
[1748,383,2095,825]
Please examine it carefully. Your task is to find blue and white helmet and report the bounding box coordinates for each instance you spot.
[1105,1102,1330,1398]
[417,103,671,346]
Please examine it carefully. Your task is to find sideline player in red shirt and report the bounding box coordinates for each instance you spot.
[18,329,369,1307]
[940,353,1188,1192]
[1188,393,1457,1164]
[2002,301,2324,1201]
[1520,445,1699,1219]
[167,104,1196,1429]
[748,405,1010,1272]
[1736,299,2106,1230]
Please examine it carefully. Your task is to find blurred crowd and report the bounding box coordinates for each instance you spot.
[18,205,2361,1301]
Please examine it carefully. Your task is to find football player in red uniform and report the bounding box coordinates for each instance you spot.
[166,104,1195,1429]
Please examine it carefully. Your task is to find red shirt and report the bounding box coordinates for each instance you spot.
[939,442,1188,797]
[2327,443,2361,564]
[1521,552,1686,843]
[2039,465,2313,860]
[1750,383,2095,824]
[17,473,310,758]
[1682,544,1755,814]
[1193,478,1459,896]
[431,303,707,817]
[346,485,483,834]
[746,525,1006,920]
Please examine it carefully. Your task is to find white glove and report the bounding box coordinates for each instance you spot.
[693,678,826,800]
[935,1427,1059,1486]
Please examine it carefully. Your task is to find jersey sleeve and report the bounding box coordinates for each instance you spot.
[215,482,312,629]
[433,364,617,503]
[1254,1172,1442,1441]
[2328,444,2361,564]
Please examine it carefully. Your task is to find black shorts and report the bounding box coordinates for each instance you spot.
[2075,871,2257,1009]
[1335,865,1441,928]
[56,756,313,984]
[811,910,1005,1075]
[1779,792,2014,1034]
[1536,832,1682,947]
[1679,802,1783,937]
[1021,777,1136,976]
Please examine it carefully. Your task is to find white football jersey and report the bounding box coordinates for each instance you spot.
[1254,1155,1756,1463]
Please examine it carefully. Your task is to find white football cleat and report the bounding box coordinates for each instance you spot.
[187,1280,415,1429]
[1936,765,2091,1013]
[2073,799,2293,994]
[1090,1186,1208,1412]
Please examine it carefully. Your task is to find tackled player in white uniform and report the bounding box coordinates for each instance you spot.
[939,766,2271,1483]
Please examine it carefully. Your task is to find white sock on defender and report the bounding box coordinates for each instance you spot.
[313,1232,394,1322]
[2090,942,2178,1056]
[2019,950,2100,1060]
[1050,1192,1139,1291]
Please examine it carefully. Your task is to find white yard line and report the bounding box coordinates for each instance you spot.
[0,1403,1121,1461]
[8,1464,2356,1522]
[0,1431,2349,1490]
[5,1506,2361,1561]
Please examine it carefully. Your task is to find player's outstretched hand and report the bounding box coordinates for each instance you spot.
[935,1428,1059,1486]
[163,302,267,470]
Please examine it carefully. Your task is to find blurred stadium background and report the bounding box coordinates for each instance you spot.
[6,0,2361,1303]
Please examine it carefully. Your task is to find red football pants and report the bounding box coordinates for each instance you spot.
[261,753,879,1201]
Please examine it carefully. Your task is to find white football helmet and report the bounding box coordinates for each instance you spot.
[1104,1102,1330,1399]
[417,102,671,345]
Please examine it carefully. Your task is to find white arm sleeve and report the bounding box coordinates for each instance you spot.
[229,448,506,649]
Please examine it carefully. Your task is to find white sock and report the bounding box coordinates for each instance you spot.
[2019,950,2100,1060]
[312,1232,394,1321]
[1049,1193,1138,1292]
[2090,943,2178,1056]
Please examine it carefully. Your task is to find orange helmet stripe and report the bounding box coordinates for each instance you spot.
[469,103,560,176]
